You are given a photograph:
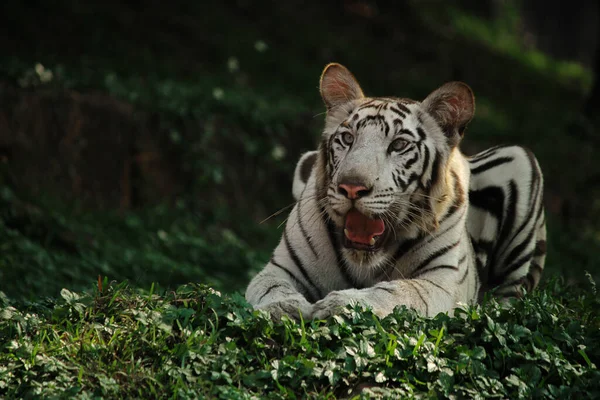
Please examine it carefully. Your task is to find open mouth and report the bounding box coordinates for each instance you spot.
[343,208,386,251]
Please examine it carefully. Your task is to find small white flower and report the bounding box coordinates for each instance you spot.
[35,63,45,75]
[212,87,224,100]
[254,40,268,53]
[271,145,286,160]
[227,57,239,73]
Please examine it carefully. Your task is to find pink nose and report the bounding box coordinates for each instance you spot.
[338,183,371,199]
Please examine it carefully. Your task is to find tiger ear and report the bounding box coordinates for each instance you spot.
[320,63,365,110]
[422,82,475,146]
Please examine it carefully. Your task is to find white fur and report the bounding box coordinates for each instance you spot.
[246,75,545,321]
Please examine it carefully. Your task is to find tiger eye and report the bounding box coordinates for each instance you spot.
[390,138,407,152]
[341,132,354,145]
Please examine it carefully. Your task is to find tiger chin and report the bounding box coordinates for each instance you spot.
[246,63,547,322]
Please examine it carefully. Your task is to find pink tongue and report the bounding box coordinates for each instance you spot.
[345,209,385,245]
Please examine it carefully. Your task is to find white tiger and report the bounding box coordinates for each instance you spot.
[246,63,547,321]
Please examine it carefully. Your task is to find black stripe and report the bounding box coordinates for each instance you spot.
[495,278,526,297]
[394,103,411,115]
[468,150,499,164]
[283,228,321,299]
[327,134,336,174]
[412,264,459,278]
[257,284,286,303]
[389,106,406,119]
[530,261,543,274]
[297,197,318,258]
[468,145,509,162]
[417,112,424,125]
[457,263,469,284]
[392,171,402,189]
[524,147,541,205]
[501,228,536,273]
[378,236,424,280]
[469,186,505,221]
[357,99,377,111]
[299,153,317,184]
[420,278,451,296]
[471,237,494,255]
[404,152,419,170]
[357,115,387,130]
[501,159,543,256]
[533,240,546,257]
[428,151,442,190]
[524,272,535,292]
[502,249,535,279]
[397,128,418,140]
[320,206,358,288]
[392,118,404,129]
[401,172,420,191]
[269,258,316,302]
[408,280,429,316]
[497,189,539,264]
[489,180,518,281]
[377,286,396,295]
[420,145,430,188]
[440,170,465,222]
[439,198,466,228]
[416,127,426,141]
[470,156,514,175]
[398,207,464,259]
[411,241,460,276]
[393,236,423,261]
[528,263,542,289]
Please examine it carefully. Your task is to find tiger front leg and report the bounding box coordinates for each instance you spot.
[245,267,315,321]
[312,279,458,319]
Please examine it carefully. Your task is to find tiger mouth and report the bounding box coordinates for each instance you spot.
[342,208,387,251]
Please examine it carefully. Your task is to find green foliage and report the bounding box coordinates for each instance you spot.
[445,4,592,90]
[0,185,274,301]
[0,282,598,398]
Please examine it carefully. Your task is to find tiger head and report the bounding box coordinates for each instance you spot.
[315,63,475,270]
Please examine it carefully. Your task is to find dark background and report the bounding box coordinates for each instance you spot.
[1,0,599,301]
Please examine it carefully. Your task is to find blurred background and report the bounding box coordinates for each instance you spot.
[1,0,599,302]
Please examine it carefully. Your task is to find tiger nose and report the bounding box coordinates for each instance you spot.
[338,183,372,199]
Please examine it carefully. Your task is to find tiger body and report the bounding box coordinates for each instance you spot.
[246,64,546,320]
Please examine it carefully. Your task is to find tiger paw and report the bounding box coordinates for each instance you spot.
[256,298,314,322]
[312,290,364,320]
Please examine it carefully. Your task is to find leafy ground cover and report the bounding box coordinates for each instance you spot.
[1,281,599,398]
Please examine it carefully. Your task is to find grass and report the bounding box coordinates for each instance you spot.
[1,281,598,398]
[0,185,274,302]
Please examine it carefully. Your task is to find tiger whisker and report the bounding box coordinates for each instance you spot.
[260,193,323,224]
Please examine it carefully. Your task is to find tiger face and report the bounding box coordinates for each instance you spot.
[316,64,474,270]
